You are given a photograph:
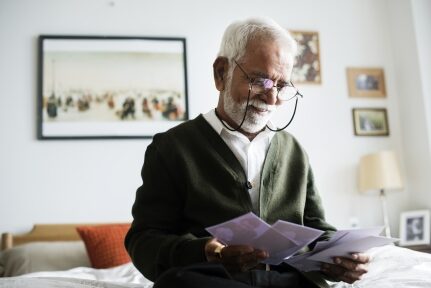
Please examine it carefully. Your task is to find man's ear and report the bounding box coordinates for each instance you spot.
[213,57,229,91]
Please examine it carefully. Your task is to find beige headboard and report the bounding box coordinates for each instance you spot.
[1,223,106,251]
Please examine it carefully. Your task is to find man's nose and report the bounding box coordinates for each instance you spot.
[262,88,278,105]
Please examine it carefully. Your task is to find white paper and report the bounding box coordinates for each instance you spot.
[307,236,398,264]
[287,234,398,271]
[206,213,397,271]
[272,220,323,247]
[206,212,324,265]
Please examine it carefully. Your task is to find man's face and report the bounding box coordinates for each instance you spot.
[222,38,292,133]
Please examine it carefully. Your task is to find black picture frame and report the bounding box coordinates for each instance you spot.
[38,35,188,139]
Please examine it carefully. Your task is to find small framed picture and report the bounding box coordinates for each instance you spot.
[38,35,189,139]
[289,30,321,84]
[399,210,430,246]
[346,67,386,98]
[352,108,389,136]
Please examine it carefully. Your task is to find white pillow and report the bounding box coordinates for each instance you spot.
[0,241,91,277]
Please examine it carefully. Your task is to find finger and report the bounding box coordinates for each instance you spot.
[351,253,370,263]
[222,245,254,257]
[322,263,366,283]
[240,250,268,264]
[338,270,364,284]
[239,251,267,272]
[322,262,345,277]
[204,238,225,262]
[344,270,365,280]
[254,249,269,260]
[223,250,268,272]
[223,249,264,265]
[205,238,221,250]
[337,274,361,284]
[333,257,368,272]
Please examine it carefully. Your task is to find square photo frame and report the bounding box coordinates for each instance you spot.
[289,30,321,84]
[38,35,189,139]
[347,67,386,98]
[399,210,430,246]
[352,108,389,136]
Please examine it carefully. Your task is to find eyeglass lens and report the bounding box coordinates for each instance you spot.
[251,78,298,101]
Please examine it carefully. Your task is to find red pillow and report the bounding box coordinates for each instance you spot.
[76,224,131,269]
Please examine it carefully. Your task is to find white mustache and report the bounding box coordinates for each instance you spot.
[248,101,276,112]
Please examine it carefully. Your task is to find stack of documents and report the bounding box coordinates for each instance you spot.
[206,212,397,270]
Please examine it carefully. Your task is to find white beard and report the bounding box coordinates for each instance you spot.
[223,90,275,133]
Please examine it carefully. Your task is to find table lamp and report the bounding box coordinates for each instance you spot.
[359,150,403,237]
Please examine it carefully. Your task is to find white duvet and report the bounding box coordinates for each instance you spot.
[330,245,431,288]
[0,263,153,288]
[0,245,430,288]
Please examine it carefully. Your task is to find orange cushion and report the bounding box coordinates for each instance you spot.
[76,224,131,269]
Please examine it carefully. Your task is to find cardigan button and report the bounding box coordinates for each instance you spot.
[246,181,253,189]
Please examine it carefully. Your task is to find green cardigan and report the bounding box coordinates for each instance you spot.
[125,114,336,285]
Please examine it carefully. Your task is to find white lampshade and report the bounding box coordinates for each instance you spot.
[359,150,403,192]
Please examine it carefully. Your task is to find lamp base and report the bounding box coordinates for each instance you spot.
[380,189,391,238]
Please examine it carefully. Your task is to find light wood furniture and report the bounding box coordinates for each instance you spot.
[404,244,431,254]
[1,223,112,251]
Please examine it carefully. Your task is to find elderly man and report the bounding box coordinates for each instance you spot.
[125,17,369,288]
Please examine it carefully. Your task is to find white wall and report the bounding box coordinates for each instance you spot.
[412,0,431,153]
[389,0,431,212]
[410,0,431,210]
[0,0,419,236]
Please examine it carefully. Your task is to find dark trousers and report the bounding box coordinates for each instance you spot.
[153,263,321,288]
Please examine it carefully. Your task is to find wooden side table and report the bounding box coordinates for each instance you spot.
[402,245,431,253]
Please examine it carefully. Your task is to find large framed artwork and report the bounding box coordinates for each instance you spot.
[399,210,430,246]
[346,67,386,98]
[289,30,321,84]
[352,108,389,136]
[38,35,188,139]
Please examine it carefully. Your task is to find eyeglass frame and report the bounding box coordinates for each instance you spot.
[214,59,303,132]
[234,60,303,101]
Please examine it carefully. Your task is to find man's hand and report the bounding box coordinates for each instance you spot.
[205,238,268,272]
[321,253,370,284]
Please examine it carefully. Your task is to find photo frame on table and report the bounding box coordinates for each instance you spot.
[352,108,389,136]
[38,35,188,139]
[289,30,321,84]
[346,67,386,98]
[399,210,430,246]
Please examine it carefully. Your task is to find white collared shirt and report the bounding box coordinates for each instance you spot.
[203,109,275,211]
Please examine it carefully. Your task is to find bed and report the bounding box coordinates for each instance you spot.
[1,224,431,288]
[0,223,153,288]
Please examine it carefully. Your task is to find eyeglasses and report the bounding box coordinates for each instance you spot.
[234,60,303,101]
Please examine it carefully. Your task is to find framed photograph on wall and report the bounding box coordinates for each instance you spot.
[399,210,430,246]
[289,30,321,84]
[347,67,386,98]
[38,35,188,139]
[352,108,389,136]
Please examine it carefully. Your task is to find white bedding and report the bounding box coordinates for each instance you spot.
[0,263,153,288]
[0,277,143,288]
[0,245,430,288]
[330,245,431,288]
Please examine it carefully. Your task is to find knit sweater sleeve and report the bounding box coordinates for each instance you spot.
[124,141,210,281]
[303,166,337,243]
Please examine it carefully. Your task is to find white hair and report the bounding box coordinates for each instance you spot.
[218,18,298,133]
[218,17,297,82]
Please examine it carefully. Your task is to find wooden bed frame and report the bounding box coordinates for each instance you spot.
[1,223,105,251]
